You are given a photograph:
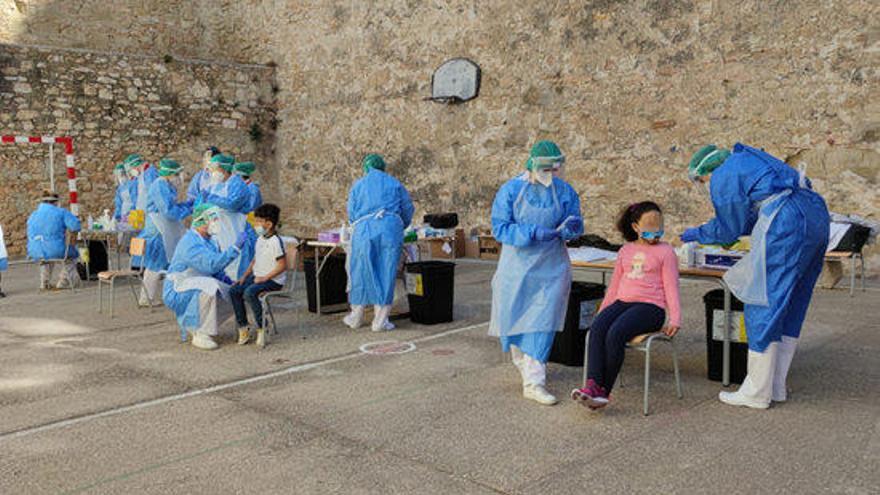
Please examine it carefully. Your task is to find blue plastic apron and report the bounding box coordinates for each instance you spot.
[489,181,572,338]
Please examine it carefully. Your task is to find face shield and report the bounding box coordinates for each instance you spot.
[530,155,565,187]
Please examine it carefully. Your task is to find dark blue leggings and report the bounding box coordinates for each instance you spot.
[588,301,666,393]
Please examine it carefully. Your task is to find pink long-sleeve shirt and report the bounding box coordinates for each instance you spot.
[599,242,682,327]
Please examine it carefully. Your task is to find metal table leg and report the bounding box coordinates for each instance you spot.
[721,279,732,387]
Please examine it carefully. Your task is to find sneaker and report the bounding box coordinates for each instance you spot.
[255,328,267,348]
[237,327,251,345]
[191,332,219,350]
[523,384,558,405]
[570,379,610,410]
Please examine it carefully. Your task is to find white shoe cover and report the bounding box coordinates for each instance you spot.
[192,332,219,350]
[772,337,798,402]
[371,305,394,332]
[523,384,558,405]
[343,306,365,329]
[719,343,777,409]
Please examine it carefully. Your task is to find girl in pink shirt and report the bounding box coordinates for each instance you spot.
[571,201,681,410]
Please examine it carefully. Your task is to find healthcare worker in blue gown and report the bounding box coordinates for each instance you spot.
[112,163,133,223]
[163,204,248,350]
[124,153,158,268]
[200,154,257,282]
[489,140,584,405]
[26,190,82,290]
[343,154,415,332]
[681,144,830,409]
[187,146,221,202]
[137,158,194,306]
[233,161,263,213]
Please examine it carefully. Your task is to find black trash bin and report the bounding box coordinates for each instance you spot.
[304,255,348,313]
[704,289,748,384]
[405,261,455,324]
[549,282,606,366]
[77,240,109,281]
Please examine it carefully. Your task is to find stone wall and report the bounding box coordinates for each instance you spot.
[0,43,275,255]
[1,0,878,270]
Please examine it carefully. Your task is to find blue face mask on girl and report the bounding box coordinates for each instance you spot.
[640,230,664,241]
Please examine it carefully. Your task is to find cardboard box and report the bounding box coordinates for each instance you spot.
[478,235,501,260]
[421,228,465,260]
[464,236,480,258]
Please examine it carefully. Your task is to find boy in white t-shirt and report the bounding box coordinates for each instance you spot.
[229,203,287,348]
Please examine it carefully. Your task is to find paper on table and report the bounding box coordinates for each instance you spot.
[567,247,618,263]
[826,222,851,252]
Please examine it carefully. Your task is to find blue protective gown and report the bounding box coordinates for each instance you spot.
[347,169,415,306]
[490,174,583,362]
[26,203,82,261]
[113,181,134,222]
[245,181,263,213]
[129,166,159,267]
[0,224,8,271]
[203,175,256,279]
[162,230,239,335]
[693,143,830,352]
[187,169,212,202]
[130,166,159,212]
[140,179,193,271]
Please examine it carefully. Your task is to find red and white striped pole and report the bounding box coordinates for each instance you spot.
[1,135,78,216]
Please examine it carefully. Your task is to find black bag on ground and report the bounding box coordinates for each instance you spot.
[423,213,459,229]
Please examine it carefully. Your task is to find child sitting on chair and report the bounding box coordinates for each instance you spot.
[229,203,287,348]
[571,201,681,410]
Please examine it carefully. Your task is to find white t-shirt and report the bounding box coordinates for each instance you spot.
[254,234,286,285]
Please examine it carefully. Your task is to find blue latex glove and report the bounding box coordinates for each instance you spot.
[234,231,249,250]
[535,226,561,242]
[680,227,700,243]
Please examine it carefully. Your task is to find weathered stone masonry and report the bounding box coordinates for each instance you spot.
[0,44,276,255]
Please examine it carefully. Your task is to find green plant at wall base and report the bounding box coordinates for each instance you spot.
[249,123,263,143]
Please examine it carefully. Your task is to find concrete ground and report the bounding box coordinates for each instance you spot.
[0,259,877,495]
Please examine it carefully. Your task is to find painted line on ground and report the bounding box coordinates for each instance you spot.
[0,321,490,443]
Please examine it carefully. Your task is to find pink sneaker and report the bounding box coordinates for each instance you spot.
[570,379,609,410]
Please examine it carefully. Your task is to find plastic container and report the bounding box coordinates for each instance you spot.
[405,261,455,324]
[704,289,748,384]
[304,255,348,313]
[548,282,606,366]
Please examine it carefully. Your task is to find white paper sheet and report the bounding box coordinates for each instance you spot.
[827,222,851,252]
[567,247,618,263]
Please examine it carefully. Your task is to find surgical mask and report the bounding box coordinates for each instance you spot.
[254,225,266,237]
[210,171,225,184]
[534,170,553,187]
[114,174,126,186]
[640,230,664,241]
[129,168,140,178]
[693,178,711,200]
[208,220,222,236]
